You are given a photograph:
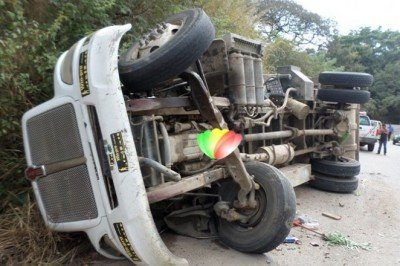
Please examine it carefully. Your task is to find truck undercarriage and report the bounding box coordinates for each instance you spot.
[22,9,372,265]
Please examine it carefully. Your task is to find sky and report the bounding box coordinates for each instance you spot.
[293,0,400,34]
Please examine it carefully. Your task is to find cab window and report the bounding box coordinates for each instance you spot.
[360,116,370,126]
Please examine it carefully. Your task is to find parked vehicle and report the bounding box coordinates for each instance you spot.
[359,112,377,151]
[393,134,400,145]
[371,119,382,139]
[21,9,373,265]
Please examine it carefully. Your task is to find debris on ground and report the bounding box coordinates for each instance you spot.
[323,232,372,250]
[283,236,298,243]
[293,218,324,237]
[303,222,319,230]
[322,212,342,220]
[292,217,371,251]
[339,202,345,207]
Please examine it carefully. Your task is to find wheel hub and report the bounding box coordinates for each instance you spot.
[129,22,182,60]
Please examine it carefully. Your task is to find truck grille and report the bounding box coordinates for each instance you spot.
[26,103,84,165]
[37,164,98,223]
[26,103,98,223]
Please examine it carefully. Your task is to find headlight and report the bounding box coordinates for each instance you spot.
[60,42,78,85]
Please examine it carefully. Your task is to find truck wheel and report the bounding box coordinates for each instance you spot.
[317,88,370,104]
[311,157,360,177]
[367,144,375,151]
[310,174,359,193]
[119,8,215,92]
[319,71,373,87]
[217,161,296,253]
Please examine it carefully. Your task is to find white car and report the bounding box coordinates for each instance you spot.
[371,120,382,140]
[359,114,378,151]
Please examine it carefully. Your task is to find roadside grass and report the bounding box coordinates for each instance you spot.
[0,195,91,264]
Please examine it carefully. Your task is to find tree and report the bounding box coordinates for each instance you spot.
[256,0,337,47]
[326,28,400,122]
[263,38,339,80]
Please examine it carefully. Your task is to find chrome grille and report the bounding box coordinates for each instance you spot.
[37,164,98,223]
[27,103,83,165]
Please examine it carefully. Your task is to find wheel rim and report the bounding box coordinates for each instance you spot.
[126,21,183,61]
[221,181,268,230]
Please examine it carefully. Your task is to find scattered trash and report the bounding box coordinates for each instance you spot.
[284,236,298,243]
[339,202,345,207]
[293,218,325,237]
[297,214,314,224]
[310,241,320,247]
[323,232,372,250]
[303,222,319,230]
[354,191,361,196]
[322,212,342,220]
[275,247,282,251]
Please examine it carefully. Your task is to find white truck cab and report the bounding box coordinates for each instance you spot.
[359,112,377,151]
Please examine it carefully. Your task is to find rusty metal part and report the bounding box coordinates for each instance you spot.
[213,201,249,223]
[138,157,181,181]
[147,168,226,203]
[256,144,295,165]
[243,55,256,106]
[253,57,265,106]
[240,144,295,165]
[223,150,256,208]
[280,163,311,188]
[26,156,87,181]
[200,39,229,77]
[126,96,230,115]
[158,122,171,168]
[167,133,203,163]
[227,52,247,105]
[294,147,318,156]
[181,71,255,208]
[243,129,335,142]
[286,98,310,119]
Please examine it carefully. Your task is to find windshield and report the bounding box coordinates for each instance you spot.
[360,116,370,126]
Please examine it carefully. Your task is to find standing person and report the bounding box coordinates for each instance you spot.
[387,123,394,140]
[377,123,388,155]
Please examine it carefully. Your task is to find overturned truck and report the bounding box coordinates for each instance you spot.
[22,9,372,265]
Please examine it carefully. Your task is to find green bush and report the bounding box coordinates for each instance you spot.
[0,0,188,211]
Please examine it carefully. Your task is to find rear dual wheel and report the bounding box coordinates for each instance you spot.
[217,161,296,253]
[310,157,360,193]
[310,174,359,193]
[317,71,373,104]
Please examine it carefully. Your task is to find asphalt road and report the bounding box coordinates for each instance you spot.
[101,142,400,265]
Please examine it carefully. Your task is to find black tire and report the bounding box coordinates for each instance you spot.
[311,157,360,177]
[317,88,370,104]
[367,144,375,151]
[319,71,373,87]
[217,161,296,253]
[119,9,215,91]
[310,174,359,193]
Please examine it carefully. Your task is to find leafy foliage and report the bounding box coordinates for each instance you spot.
[256,0,337,47]
[263,38,340,80]
[327,28,400,122]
